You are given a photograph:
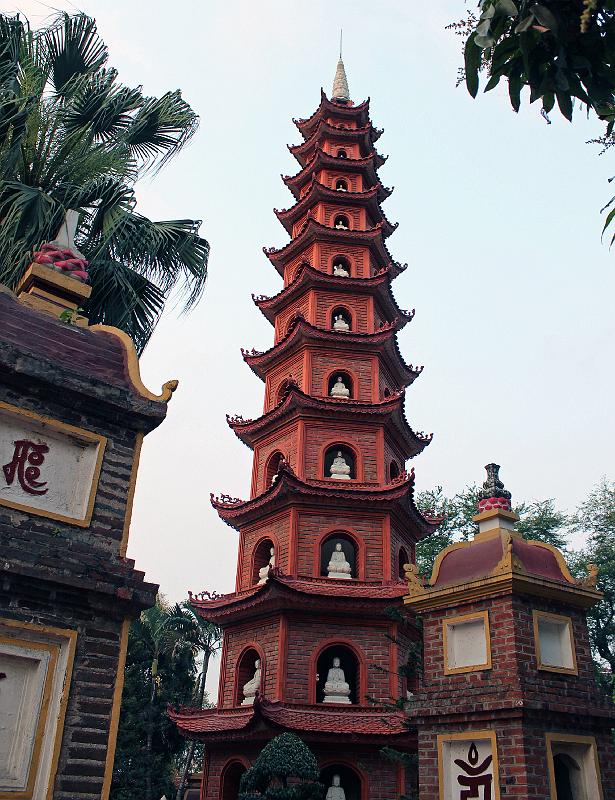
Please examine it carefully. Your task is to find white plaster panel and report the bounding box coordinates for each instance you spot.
[550,741,601,800]
[538,618,574,669]
[441,736,497,800]
[0,407,103,522]
[447,617,487,670]
[0,622,75,800]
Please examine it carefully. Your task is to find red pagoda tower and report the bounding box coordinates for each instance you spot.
[170,59,438,800]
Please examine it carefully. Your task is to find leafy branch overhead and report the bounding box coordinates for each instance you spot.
[462,1,615,123]
[0,12,209,352]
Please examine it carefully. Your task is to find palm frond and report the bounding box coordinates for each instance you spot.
[64,67,143,141]
[43,13,107,95]
[0,14,22,90]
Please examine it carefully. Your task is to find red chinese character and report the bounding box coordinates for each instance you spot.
[3,440,49,495]
[455,742,493,800]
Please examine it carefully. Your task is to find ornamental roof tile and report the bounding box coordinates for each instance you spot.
[293,90,371,139]
[288,121,382,168]
[282,149,384,201]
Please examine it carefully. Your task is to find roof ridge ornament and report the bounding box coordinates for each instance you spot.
[332,55,350,102]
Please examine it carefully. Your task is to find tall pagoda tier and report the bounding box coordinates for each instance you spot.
[170,59,438,800]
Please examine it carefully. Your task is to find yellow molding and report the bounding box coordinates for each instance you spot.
[0,400,106,527]
[0,618,77,800]
[120,433,143,557]
[101,618,130,800]
[442,610,492,675]
[89,325,178,403]
[533,610,578,676]
[472,508,519,525]
[437,729,501,800]
[526,539,577,584]
[545,733,604,800]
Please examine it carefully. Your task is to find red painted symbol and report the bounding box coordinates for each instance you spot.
[3,440,49,495]
[454,742,493,800]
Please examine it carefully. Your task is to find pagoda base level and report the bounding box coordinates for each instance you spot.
[202,744,415,800]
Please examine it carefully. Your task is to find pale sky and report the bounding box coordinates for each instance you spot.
[9,1,615,696]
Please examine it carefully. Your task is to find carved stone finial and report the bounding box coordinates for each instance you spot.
[581,563,599,588]
[477,463,512,513]
[403,563,426,596]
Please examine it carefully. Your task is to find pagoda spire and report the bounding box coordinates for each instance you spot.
[331,53,350,102]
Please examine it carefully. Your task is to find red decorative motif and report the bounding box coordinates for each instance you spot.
[477,496,511,513]
[454,742,493,800]
[3,439,50,495]
[33,243,89,282]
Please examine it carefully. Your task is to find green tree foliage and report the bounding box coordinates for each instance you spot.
[239,733,325,800]
[111,598,221,800]
[0,12,209,353]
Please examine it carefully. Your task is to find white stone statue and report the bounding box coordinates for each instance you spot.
[323,657,351,704]
[258,547,275,584]
[329,451,351,480]
[326,775,346,800]
[327,543,352,579]
[333,314,349,332]
[241,659,261,705]
[336,183,347,192]
[333,262,350,277]
[335,219,349,230]
[330,376,350,398]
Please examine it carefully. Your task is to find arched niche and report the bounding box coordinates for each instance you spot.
[220,759,248,800]
[252,538,275,585]
[276,379,293,404]
[333,213,350,230]
[336,148,348,158]
[320,532,357,579]
[331,306,352,332]
[383,387,391,398]
[398,546,409,580]
[553,753,581,800]
[264,451,284,487]
[335,178,348,191]
[315,644,359,704]
[389,460,400,480]
[327,371,353,399]
[331,255,351,277]
[234,647,262,706]
[320,765,363,800]
[323,444,356,480]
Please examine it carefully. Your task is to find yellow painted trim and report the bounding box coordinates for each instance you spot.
[472,508,519,525]
[545,733,604,800]
[527,539,577,584]
[442,610,492,676]
[0,400,106,527]
[0,618,77,800]
[533,610,578,675]
[101,618,130,800]
[89,324,178,403]
[428,539,477,587]
[120,433,143,557]
[0,636,58,799]
[437,729,501,800]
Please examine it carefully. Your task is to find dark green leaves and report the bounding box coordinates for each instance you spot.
[44,13,108,94]
[464,32,482,97]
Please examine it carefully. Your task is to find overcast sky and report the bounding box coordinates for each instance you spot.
[9,1,615,696]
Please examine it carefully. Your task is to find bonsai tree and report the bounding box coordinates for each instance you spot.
[0,12,209,352]
[239,733,325,800]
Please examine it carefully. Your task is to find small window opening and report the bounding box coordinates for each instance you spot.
[265,451,285,487]
[316,645,359,704]
[328,372,352,399]
[324,445,355,480]
[332,256,351,277]
[331,307,351,332]
[321,533,357,579]
[336,178,348,191]
[334,214,350,230]
[390,460,400,480]
[336,148,347,159]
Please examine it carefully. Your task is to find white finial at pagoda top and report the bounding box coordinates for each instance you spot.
[331,32,350,102]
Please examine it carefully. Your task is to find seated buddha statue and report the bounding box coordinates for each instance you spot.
[241,659,261,705]
[330,376,350,398]
[333,314,349,332]
[323,657,351,704]
[327,543,352,579]
[333,262,350,277]
[326,776,346,800]
[329,451,351,480]
[335,219,348,230]
[258,547,275,584]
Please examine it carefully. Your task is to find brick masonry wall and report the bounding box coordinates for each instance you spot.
[314,291,371,333]
[265,353,305,410]
[237,512,291,590]
[274,294,310,341]
[318,243,370,278]
[220,616,282,707]
[303,422,379,482]
[310,351,374,401]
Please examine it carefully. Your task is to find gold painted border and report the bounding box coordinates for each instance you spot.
[0,400,106,527]
[533,610,578,675]
[0,618,77,800]
[119,434,143,558]
[101,618,131,800]
[437,729,501,800]
[442,610,492,675]
[545,733,604,800]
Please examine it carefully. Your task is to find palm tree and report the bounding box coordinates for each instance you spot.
[0,12,209,353]
[168,602,221,800]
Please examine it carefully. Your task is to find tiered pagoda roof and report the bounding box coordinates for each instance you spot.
[282,150,387,200]
[293,89,371,136]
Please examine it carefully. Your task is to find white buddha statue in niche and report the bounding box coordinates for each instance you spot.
[241,659,261,705]
[329,451,351,480]
[326,776,346,800]
[258,547,275,584]
[323,657,351,704]
[333,261,350,277]
[335,218,349,230]
[330,376,350,398]
[333,314,349,332]
[327,543,352,579]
